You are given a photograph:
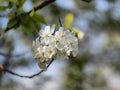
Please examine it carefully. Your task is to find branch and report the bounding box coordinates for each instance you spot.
[28,0,56,14]
[58,17,62,27]
[4,0,56,33]
[82,0,92,3]
[4,21,20,33]
[0,59,54,78]
[0,50,31,58]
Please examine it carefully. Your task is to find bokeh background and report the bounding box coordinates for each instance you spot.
[0,0,120,90]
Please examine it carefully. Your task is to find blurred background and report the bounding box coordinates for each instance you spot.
[0,0,120,90]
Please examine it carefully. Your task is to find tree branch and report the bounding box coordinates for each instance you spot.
[0,50,31,58]
[1,59,54,78]
[28,0,56,14]
[4,21,20,33]
[82,0,92,3]
[4,0,56,33]
[3,0,91,33]
[58,17,62,27]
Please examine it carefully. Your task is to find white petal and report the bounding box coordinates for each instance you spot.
[50,24,55,34]
[45,26,50,33]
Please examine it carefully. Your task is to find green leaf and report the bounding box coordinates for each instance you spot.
[20,21,34,34]
[64,13,74,28]
[30,13,46,30]
[34,22,41,30]
[29,9,35,17]
[20,14,34,34]
[72,28,84,39]
[7,17,18,28]
[71,28,80,34]
[6,0,14,2]
[16,0,25,8]
[31,13,46,24]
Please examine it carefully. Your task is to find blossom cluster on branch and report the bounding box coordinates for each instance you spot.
[32,25,79,70]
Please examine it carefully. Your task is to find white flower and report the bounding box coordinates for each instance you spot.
[64,30,78,56]
[40,25,55,45]
[32,25,79,70]
[33,44,45,62]
[67,32,78,57]
[42,46,56,59]
[55,52,69,60]
[55,27,78,57]
[55,27,67,50]
[40,25,55,37]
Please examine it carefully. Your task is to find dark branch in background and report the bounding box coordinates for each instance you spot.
[0,59,54,78]
[0,0,56,79]
[0,50,31,58]
[4,0,91,33]
[82,0,92,3]
[4,0,56,33]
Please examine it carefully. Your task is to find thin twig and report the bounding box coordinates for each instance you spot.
[3,59,54,78]
[4,21,19,33]
[58,17,62,27]
[4,0,56,33]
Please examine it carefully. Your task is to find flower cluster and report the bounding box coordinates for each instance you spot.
[32,25,79,70]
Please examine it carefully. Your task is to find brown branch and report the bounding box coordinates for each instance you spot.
[28,0,56,14]
[1,59,54,78]
[4,0,56,33]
